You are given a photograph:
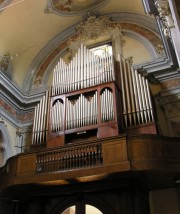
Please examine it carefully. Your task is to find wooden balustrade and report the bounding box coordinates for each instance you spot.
[36,143,102,173]
[1,134,180,196]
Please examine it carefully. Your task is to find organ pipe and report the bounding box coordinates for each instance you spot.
[32,91,49,144]
[52,44,115,95]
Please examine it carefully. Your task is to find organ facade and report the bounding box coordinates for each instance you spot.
[32,43,156,150]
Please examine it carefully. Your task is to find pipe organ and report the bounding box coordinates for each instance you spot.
[118,57,154,128]
[32,91,49,145]
[32,43,156,148]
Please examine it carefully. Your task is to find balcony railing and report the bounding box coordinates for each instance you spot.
[1,134,180,195]
[36,143,102,173]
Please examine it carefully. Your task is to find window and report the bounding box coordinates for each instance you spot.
[61,204,102,214]
[90,43,112,58]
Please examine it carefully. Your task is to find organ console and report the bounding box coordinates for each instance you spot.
[32,43,156,149]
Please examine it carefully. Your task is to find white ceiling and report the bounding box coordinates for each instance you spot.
[0,0,153,87]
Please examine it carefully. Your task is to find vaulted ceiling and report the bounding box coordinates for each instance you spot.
[0,0,157,90]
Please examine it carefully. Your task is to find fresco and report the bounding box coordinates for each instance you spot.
[52,0,106,14]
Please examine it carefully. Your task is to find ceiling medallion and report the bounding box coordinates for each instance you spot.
[45,0,108,16]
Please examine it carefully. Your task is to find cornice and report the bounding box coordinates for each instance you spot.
[108,12,159,33]
[0,71,46,127]
[0,107,32,128]
[0,71,47,111]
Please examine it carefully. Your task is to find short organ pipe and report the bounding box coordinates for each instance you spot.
[51,44,115,96]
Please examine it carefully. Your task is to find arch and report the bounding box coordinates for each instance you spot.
[50,194,115,214]
[123,30,159,59]
[0,122,12,167]
[100,87,113,94]
[23,13,161,91]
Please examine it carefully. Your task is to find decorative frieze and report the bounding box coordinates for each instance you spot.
[0,99,34,123]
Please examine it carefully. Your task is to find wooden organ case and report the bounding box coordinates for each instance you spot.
[32,44,156,149]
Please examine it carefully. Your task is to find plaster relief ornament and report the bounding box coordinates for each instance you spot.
[67,14,123,53]
[0,53,11,71]
[155,0,174,38]
[156,44,165,56]
[33,75,42,87]
[45,0,108,16]
[76,15,113,40]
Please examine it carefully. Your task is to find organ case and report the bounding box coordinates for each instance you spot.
[47,43,121,147]
[31,43,157,149]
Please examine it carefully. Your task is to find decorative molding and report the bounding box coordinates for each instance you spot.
[155,0,175,37]
[0,53,11,71]
[0,71,46,108]
[125,30,159,58]
[76,15,114,40]
[0,71,47,127]
[0,99,34,122]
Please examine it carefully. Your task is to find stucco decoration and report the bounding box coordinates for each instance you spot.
[67,15,121,50]
[155,0,174,37]
[76,15,114,40]
[0,53,11,72]
[45,0,108,15]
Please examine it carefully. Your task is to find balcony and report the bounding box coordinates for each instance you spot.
[0,134,180,198]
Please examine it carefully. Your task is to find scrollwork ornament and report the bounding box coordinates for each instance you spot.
[155,0,174,38]
[0,53,11,71]
[76,15,113,40]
